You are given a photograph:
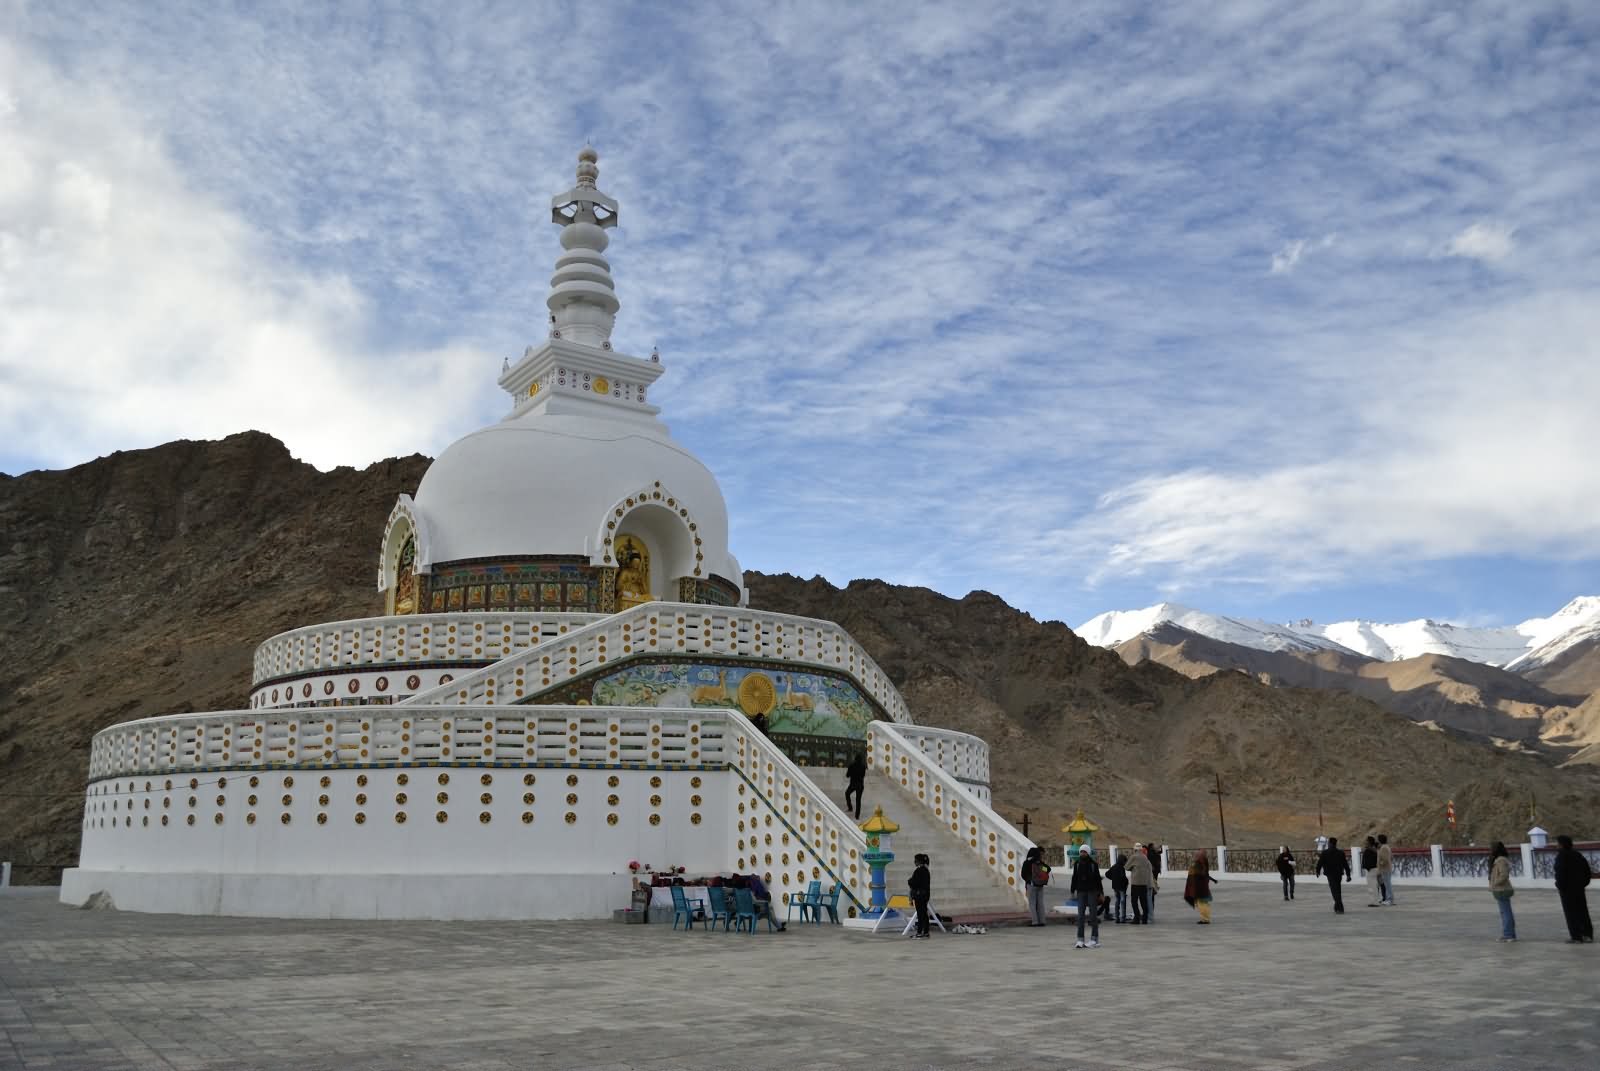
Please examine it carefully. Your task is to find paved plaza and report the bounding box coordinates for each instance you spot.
[1,882,1594,1071]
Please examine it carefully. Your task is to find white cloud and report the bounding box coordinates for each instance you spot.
[1065,290,1600,588]
[1270,239,1307,274]
[1447,221,1516,263]
[0,38,497,472]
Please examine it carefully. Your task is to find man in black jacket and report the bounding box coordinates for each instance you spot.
[1316,837,1352,913]
[1070,846,1103,948]
[844,751,867,820]
[1553,834,1594,943]
[908,852,932,939]
[1362,836,1382,907]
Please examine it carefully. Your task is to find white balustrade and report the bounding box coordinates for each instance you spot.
[893,724,992,793]
[251,612,604,686]
[866,719,1031,901]
[398,602,914,725]
[86,706,730,780]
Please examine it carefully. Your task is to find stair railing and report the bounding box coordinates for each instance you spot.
[866,719,1032,901]
[721,708,873,911]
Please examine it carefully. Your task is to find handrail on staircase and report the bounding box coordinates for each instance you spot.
[721,707,874,910]
[867,719,1033,900]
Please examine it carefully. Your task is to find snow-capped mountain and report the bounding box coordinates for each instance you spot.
[1076,596,1600,669]
[1073,604,1350,655]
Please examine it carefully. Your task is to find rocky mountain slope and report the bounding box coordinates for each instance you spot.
[4,433,1597,882]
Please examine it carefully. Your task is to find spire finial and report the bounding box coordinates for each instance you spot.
[547,146,620,348]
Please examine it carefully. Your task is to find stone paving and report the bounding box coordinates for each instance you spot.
[1,881,1595,1070]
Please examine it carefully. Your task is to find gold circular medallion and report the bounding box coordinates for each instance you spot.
[592,376,610,395]
[737,672,777,717]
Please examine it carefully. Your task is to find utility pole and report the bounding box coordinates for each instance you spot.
[1019,813,1031,838]
[1209,772,1229,846]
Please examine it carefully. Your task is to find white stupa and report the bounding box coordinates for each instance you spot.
[62,150,1029,921]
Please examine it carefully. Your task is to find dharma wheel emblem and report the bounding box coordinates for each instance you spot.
[737,672,777,717]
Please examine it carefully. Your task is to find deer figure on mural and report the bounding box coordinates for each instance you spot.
[691,670,728,705]
[781,674,814,712]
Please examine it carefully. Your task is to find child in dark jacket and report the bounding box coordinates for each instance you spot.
[908,853,932,939]
[1106,857,1130,922]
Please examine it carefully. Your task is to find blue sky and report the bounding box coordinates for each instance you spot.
[2,1,1597,629]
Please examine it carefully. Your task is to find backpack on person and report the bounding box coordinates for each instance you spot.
[1033,864,1050,887]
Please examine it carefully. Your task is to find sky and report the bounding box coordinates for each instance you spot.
[2,1,1598,630]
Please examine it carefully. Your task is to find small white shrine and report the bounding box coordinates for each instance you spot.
[61,150,1031,921]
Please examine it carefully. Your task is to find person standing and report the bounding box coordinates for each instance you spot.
[908,852,932,939]
[1363,836,1382,907]
[1145,840,1162,922]
[1316,837,1351,913]
[1489,841,1516,942]
[1126,843,1152,924]
[1185,849,1217,924]
[1552,834,1594,944]
[1070,845,1103,948]
[1377,834,1394,905]
[843,751,867,820]
[1021,846,1052,927]
[1106,853,1130,923]
[1276,845,1296,901]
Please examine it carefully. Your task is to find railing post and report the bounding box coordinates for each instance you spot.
[1518,842,1533,879]
[1,861,10,887]
[1160,846,1170,875]
[1430,844,1443,878]
[1109,843,1119,865]
[1216,845,1227,874]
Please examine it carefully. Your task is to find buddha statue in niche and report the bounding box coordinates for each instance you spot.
[615,534,651,609]
[393,535,418,614]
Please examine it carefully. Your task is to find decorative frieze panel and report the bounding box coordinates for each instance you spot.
[423,556,601,614]
[535,657,886,748]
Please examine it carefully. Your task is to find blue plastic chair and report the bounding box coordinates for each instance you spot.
[703,886,732,932]
[732,887,760,934]
[669,885,699,931]
[788,880,822,924]
[818,884,842,924]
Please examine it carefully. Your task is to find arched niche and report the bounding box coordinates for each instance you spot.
[379,496,433,614]
[593,486,699,606]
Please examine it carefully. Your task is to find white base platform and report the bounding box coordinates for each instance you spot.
[59,869,630,921]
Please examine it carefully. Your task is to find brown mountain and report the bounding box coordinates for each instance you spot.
[3,433,1597,883]
[1518,630,1600,697]
[1115,623,1597,750]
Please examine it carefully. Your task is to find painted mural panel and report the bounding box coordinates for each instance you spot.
[584,661,877,740]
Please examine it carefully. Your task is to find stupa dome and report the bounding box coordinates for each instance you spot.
[412,410,741,588]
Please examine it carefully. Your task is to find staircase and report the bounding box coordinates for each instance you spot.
[802,766,1024,920]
